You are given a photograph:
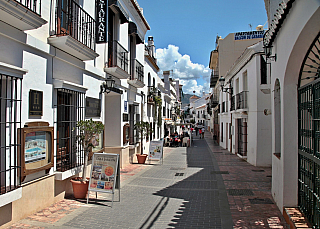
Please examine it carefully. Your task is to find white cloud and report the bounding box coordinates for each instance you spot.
[156,45,210,95]
[179,79,203,95]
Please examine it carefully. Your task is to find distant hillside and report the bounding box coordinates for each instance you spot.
[181,94,193,107]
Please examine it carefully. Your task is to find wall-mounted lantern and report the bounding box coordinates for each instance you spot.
[100,76,115,94]
[219,76,233,95]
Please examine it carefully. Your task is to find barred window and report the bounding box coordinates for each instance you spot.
[0,74,22,195]
[55,88,85,172]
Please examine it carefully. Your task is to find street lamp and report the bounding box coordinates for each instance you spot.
[100,76,115,94]
[219,76,233,94]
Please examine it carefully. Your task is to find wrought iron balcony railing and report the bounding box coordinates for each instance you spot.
[236,91,248,109]
[210,74,219,88]
[131,59,144,82]
[108,40,129,73]
[17,0,42,15]
[55,0,95,50]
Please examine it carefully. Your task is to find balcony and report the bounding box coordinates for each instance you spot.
[128,59,144,88]
[210,97,219,108]
[210,74,219,88]
[105,40,129,79]
[147,86,157,104]
[0,0,47,30]
[48,0,98,61]
[236,91,248,110]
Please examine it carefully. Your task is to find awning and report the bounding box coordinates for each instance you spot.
[128,22,144,44]
[109,0,129,24]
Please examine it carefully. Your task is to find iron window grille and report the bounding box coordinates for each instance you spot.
[54,88,85,172]
[54,0,96,50]
[0,74,22,195]
[237,119,248,157]
[222,101,226,113]
[230,95,235,111]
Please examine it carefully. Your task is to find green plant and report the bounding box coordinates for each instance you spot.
[134,121,151,154]
[74,119,104,181]
[154,95,162,126]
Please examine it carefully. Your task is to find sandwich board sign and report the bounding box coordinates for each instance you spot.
[88,153,120,206]
[148,140,163,163]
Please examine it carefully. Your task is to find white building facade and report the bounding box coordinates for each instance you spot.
[219,41,272,166]
[264,0,320,226]
[0,0,166,227]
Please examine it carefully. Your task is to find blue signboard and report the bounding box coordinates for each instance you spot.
[234,31,264,40]
[124,101,127,113]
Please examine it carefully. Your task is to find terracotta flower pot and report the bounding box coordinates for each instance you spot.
[70,177,89,199]
[136,154,148,164]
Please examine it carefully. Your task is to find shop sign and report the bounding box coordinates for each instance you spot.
[124,101,128,112]
[85,97,101,117]
[234,30,264,40]
[96,0,108,43]
[29,89,43,116]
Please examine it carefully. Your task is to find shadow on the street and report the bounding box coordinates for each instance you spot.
[139,136,232,228]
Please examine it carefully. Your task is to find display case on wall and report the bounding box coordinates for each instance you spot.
[18,122,54,182]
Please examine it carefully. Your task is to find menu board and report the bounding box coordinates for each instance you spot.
[148,140,163,160]
[88,153,119,194]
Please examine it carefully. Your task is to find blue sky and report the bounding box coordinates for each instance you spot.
[137,0,268,95]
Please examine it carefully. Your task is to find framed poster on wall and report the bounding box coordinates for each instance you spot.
[18,122,54,182]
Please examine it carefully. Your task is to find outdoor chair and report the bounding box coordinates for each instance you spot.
[182,137,189,147]
[164,137,171,147]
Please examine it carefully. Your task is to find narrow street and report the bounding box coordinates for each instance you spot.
[7,133,288,229]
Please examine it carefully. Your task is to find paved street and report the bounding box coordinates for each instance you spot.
[6,133,289,229]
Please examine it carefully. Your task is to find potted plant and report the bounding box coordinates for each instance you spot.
[134,121,150,164]
[70,118,104,198]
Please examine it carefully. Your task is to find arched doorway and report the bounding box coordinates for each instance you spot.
[297,31,320,227]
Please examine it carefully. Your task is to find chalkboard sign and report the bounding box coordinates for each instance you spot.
[85,97,101,117]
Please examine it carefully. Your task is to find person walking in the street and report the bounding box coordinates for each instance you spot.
[201,127,205,139]
[195,127,198,136]
[199,128,202,139]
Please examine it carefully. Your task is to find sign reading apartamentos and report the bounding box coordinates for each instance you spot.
[234,31,264,40]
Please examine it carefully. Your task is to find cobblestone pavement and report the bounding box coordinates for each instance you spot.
[5,133,288,229]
